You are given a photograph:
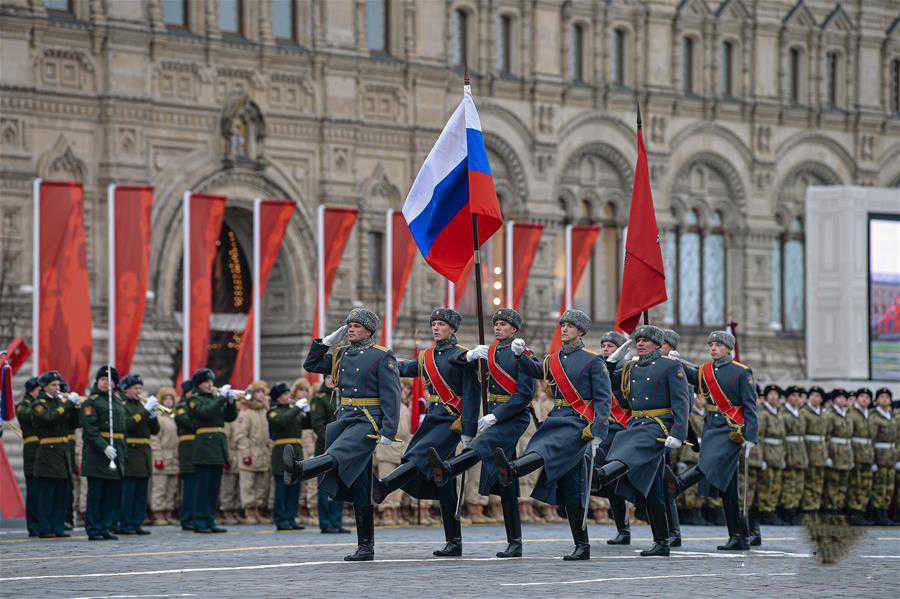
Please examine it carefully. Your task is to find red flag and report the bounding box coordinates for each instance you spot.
[112,185,153,374]
[509,223,543,310]
[0,441,25,518]
[380,212,418,346]
[410,347,425,434]
[444,259,474,309]
[0,357,11,422]
[549,225,599,353]
[614,115,667,333]
[231,200,295,388]
[3,338,31,375]
[37,181,92,394]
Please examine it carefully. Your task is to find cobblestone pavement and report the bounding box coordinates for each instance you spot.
[1,522,898,599]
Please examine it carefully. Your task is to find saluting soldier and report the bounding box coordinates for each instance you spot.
[288,307,400,561]
[118,374,159,535]
[267,381,311,530]
[190,368,239,533]
[801,386,828,515]
[755,386,786,529]
[427,308,536,558]
[870,388,896,525]
[846,387,876,525]
[32,371,80,538]
[174,380,197,530]
[779,385,808,525]
[494,309,611,561]
[236,381,273,525]
[822,389,854,515]
[670,330,758,551]
[16,377,42,536]
[80,366,128,540]
[594,325,690,557]
[150,387,179,525]
[370,308,479,556]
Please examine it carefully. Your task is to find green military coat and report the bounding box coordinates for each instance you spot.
[174,398,196,475]
[824,406,854,471]
[267,402,310,476]
[80,386,129,479]
[191,391,238,466]
[870,407,896,467]
[309,387,336,456]
[32,391,80,479]
[123,397,160,478]
[848,406,874,465]
[782,404,808,469]
[758,404,786,470]
[802,404,828,467]
[15,395,39,477]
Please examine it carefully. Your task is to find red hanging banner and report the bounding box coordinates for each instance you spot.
[186,194,226,378]
[410,347,425,434]
[113,185,153,374]
[549,225,600,353]
[380,212,417,346]
[231,200,295,388]
[38,181,92,393]
[510,223,543,310]
[443,259,474,308]
[0,441,25,519]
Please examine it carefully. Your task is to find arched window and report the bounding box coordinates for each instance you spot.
[826,50,841,108]
[677,209,702,325]
[570,23,585,83]
[891,58,899,115]
[788,47,803,103]
[721,40,734,97]
[452,8,470,67]
[703,210,725,324]
[366,0,389,53]
[612,28,627,86]
[683,36,695,95]
[497,14,513,74]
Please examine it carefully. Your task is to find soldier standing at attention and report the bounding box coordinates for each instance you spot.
[174,381,197,530]
[372,308,479,556]
[427,308,536,559]
[870,388,896,525]
[755,386,786,532]
[236,381,273,525]
[779,385,807,526]
[594,325,689,557]
[190,368,239,533]
[670,330,758,551]
[118,374,159,535]
[267,382,310,530]
[150,387,179,526]
[822,389,854,515]
[495,309,611,561]
[32,371,80,538]
[801,386,828,516]
[219,401,242,525]
[287,307,400,561]
[846,388,876,525]
[308,377,349,534]
[16,377,42,536]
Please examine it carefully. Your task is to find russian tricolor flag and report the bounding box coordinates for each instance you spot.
[403,85,502,282]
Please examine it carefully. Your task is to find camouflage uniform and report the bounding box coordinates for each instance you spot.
[869,406,896,521]
[801,404,827,512]
[779,403,807,521]
[822,405,854,512]
[846,405,874,516]
[755,403,786,519]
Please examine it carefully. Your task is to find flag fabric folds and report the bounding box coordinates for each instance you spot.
[3,338,31,376]
[403,85,502,282]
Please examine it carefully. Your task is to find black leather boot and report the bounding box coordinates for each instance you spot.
[496,494,523,558]
[606,495,631,545]
[283,448,336,484]
[669,465,704,497]
[665,491,682,547]
[344,506,374,561]
[372,461,417,504]
[563,504,590,561]
[873,508,893,526]
[747,507,762,546]
[427,447,479,487]
[639,499,670,557]
[595,460,628,488]
[717,495,749,551]
[433,487,462,557]
[495,449,543,487]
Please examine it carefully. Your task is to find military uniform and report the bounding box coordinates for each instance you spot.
[80,378,129,540]
[755,402,785,524]
[308,383,344,532]
[822,401,854,513]
[218,418,241,523]
[779,401,808,524]
[374,401,411,523]
[869,405,896,524]
[846,402,875,523]
[267,382,310,529]
[236,398,271,523]
[15,381,41,536]
[800,401,828,512]
[119,383,160,534]
[676,405,706,524]
[174,386,197,530]
[150,409,179,524]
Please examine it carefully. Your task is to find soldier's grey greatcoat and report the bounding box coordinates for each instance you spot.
[303,338,401,503]
[605,350,690,501]
[396,338,479,499]
[517,341,612,505]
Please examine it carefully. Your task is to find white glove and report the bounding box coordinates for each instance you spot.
[466,345,489,362]
[760,461,768,471]
[67,392,80,403]
[590,438,602,453]
[322,325,348,347]
[294,398,310,412]
[825,458,834,468]
[103,445,117,460]
[477,413,497,432]
[510,338,526,356]
[894,461,900,471]
[668,350,680,358]
[871,464,879,473]
[219,384,233,398]
[461,435,473,448]
[377,435,395,445]
[743,441,756,458]
[144,395,159,414]
[665,436,682,449]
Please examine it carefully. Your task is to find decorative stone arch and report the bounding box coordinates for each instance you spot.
[878,141,900,187]
[220,93,267,168]
[774,132,854,186]
[482,131,528,215]
[668,121,754,173]
[557,112,637,150]
[36,135,88,182]
[668,151,748,231]
[359,162,402,210]
[774,161,842,227]
[556,141,633,225]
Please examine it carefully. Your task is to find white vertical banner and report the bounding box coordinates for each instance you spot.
[181,190,191,382]
[107,184,116,369]
[564,224,573,311]
[316,204,325,339]
[384,209,394,348]
[31,178,41,376]
[505,220,514,309]
[252,198,262,381]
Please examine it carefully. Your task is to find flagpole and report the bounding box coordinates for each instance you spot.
[252,198,261,381]
[32,178,41,377]
[447,281,455,310]
[317,204,325,339]
[505,220,514,309]
[182,191,191,383]
[108,184,116,371]
[385,209,394,348]
[564,224,573,311]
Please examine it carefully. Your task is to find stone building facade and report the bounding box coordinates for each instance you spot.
[1,0,899,389]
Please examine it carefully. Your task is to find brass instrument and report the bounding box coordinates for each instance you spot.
[140,393,174,415]
[215,385,250,401]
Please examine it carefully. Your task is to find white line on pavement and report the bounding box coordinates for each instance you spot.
[859,555,900,558]
[68,594,196,599]
[501,572,799,587]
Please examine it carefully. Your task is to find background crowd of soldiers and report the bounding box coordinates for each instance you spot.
[12,346,900,539]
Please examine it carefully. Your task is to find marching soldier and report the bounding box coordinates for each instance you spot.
[118,374,159,535]
[16,377,42,536]
[174,380,197,530]
[236,381,273,525]
[32,371,80,538]
[870,388,896,525]
[288,307,400,561]
[675,393,707,525]
[594,325,690,557]
[190,368,239,533]
[267,381,310,530]
[846,388,875,525]
[150,387,179,525]
[494,309,611,560]
[372,308,479,556]
[374,389,412,526]
[659,328,687,546]
[822,389,853,515]
[755,385,786,527]
[427,308,536,558]
[779,385,808,525]
[801,386,828,515]
[670,330,758,551]
[308,377,349,534]
[80,366,128,540]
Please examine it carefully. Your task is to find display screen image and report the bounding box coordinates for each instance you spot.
[869,215,900,381]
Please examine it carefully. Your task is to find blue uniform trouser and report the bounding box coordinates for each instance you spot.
[194,465,223,530]
[180,473,197,528]
[25,475,38,535]
[36,477,67,536]
[85,477,122,537]
[317,486,343,531]
[273,477,301,529]
[120,477,149,531]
